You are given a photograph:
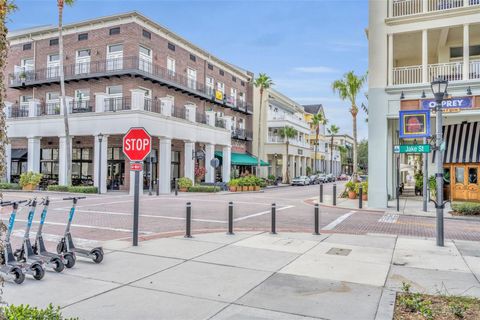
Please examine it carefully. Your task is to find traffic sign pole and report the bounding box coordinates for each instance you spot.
[133,167,140,246]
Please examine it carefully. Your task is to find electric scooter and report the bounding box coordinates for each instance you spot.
[1,200,44,281]
[32,197,76,268]
[57,197,104,263]
[14,198,65,273]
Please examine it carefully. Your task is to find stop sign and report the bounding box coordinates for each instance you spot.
[123,127,152,161]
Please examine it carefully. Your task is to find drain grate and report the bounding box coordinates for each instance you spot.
[326,247,352,256]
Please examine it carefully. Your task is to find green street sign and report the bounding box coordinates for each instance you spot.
[394,144,431,154]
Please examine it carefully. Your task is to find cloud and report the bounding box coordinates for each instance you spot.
[329,40,367,52]
[293,66,338,74]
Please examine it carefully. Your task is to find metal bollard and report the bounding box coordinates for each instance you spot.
[175,178,178,196]
[319,183,323,203]
[227,201,234,235]
[185,202,192,238]
[156,179,160,196]
[333,184,337,206]
[314,203,320,235]
[271,203,277,234]
[359,186,363,209]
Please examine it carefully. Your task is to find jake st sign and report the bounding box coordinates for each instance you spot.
[394,144,431,154]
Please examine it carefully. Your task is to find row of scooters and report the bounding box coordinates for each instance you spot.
[1,196,104,284]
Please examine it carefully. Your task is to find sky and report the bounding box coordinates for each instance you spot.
[7,0,369,139]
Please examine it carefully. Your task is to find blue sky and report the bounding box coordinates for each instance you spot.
[8,0,368,139]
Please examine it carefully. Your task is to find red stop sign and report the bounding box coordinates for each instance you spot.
[123,127,152,161]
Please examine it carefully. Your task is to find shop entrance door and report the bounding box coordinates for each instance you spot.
[452,165,467,201]
[107,161,124,190]
[467,165,479,201]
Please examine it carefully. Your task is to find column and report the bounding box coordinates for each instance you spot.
[184,141,195,184]
[185,104,197,122]
[205,143,215,183]
[223,116,233,132]
[130,89,146,111]
[388,34,393,86]
[58,136,72,186]
[160,97,173,116]
[282,153,288,183]
[158,138,172,194]
[4,101,12,119]
[27,137,41,172]
[423,0,428,12]
[60,96,73,115]
[95,93,109,113]
[302,157,307,175]
[5,143,11,182]
[388,0,393,17]
[422,29,428,83]
[289,155,295,181]
[222,145,231,183]
[94,134,108,193]
[463,24,470,81]
[28,99,40,117]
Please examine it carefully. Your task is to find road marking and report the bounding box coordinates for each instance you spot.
[10,230,100,247]
[378,213,399,223]
[234,205,295,222]
[11,219,152,234]
[322,211,356,230]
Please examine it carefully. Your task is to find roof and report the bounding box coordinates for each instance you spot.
[303,104,323,115]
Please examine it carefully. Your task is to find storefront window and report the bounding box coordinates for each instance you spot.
[72,148,93,186]
[469,167,478,184]
[455,167,465,184]
[40,148,59,184]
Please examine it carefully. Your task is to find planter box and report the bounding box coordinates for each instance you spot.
[362,194,368,201]
[348,191,357,199]
[242,186,249,192]
[229,186,237,192]
[179,188,188,192]
[254,186,260,191]
[22,184,36,191]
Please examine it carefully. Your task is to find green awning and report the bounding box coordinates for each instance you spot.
[215,151,269,166]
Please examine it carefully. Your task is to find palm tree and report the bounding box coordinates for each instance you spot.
[58,0,75,185]
[253,73,273,176]
[332,71,366,178]
[311,113,327,173]
[279,126,297,184]
[327,124,339,174]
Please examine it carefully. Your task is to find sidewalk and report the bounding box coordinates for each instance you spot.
[4,232,480,320]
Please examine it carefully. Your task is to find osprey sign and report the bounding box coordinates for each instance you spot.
[422,96,473,110]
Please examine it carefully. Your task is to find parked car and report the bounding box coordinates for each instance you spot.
[292,176,311,186]
[317,174,328,183]
[338,174,350,181]
[326,174,336,182]
[309,175,320,184]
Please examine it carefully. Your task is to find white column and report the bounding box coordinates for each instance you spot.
[423,0,428,12]
[301,157,307,175]
[184,141,195,184]
[130,89,146,111]
[4,101,12,119]
[463,24,470,81]
[289,155,296,180]
[389,0,393,17]
[282,153,288,183]
[205,143,215,183]
[160,97,173,116]
[185,104,197,122]
[28,99,40,117]
[223,116,233,132]
[60,96,73,115]
[27,137,41,172]
[94,134,108,193]
[58,136,72,186]
[205,110,216,126]
[388,34,393,86]
[158,138,172,194]
[5,143,11,182]
[95,93,109,113]
[222,145,231,183]
[422,29,428,83]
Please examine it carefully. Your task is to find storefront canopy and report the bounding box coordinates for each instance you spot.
[215,151,269,166]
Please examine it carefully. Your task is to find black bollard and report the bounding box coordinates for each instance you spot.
[175,178,178,196]
[319,183,324,203]
[185,202,192,238]
[314,203,320,235]
[227,201,234,235]
[156,179,159,196]
[271,203,277,234]
[333,184,337,206]
[359,186,363,209]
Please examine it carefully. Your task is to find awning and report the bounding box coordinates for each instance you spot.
[215,151,269,166]
[11,149,27,159]
[433,122,480,164]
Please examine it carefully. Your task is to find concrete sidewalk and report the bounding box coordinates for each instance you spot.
[4,232,480,320]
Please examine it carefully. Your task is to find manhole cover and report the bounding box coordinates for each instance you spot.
[326,247,352,256]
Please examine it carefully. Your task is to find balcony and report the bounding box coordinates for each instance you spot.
[392,61,480,85]
[104,97,131,112]
[391,0,480,17]
[8,56,253,115]
[267,135,311,149]
[231,128,253,141]
[267,113,310,131]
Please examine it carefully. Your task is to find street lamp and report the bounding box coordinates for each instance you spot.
[430,77,448,247]
[97,133,104,194]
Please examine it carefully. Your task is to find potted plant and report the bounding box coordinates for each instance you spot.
[19,171,43,191]
[228,179,238,192]
[194,166,206,184]
[345,181,357,199]
[177,177,193,192]
[254,177,261,191]
[19,71,27,82]
[361,181,368,201]
[247,176,255,191]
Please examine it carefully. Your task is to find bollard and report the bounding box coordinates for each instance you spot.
[359,186,363,209]
[319,183,323,203]
[227,201,234,235]
[175,178,178,196]
[185,202,192,238]
[333,184,337,206]
[314,203,320,235]
[156,179,160,196]
[271,203,277,234]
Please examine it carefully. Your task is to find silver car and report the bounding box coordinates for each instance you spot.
[291,176,311,186]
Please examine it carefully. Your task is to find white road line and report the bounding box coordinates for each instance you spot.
[234,205,295,222]
[10,230,100,247]
[378,213,399,223]
[11,219,152,234]
[322,211,356,231]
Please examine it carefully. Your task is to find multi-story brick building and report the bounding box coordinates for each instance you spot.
[4,11,256,193]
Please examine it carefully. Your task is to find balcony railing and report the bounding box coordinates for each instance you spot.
[393,0,423,16]
[37,102,61,116]
[267,135,310,148]
[268,113,309,129]
[428,62,463,82]
[215,118,225,129]
[70,100,94,113]
[392,0,480,17]
[393,65,422,85]
[392,61,480,85]
[8,104,29,118]
[104,97,131,112]
[231,128,253,140]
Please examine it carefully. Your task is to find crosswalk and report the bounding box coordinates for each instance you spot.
[378,213,399,223]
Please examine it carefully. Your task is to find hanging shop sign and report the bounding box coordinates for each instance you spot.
[399,109,431,139]
[421,96,473,111]
[215,90,224,101]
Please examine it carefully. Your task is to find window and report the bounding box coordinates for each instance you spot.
[187,68,197,90]
[109,27,120,35]
[47,54,59,78]
[469,167,478,184]
[206,77,214,95]
[142,29,151,39]
[48,54,59,62]
[107,85,123,96]
[78,33,88,41]
[208,64,213,70]
[219,69,224,76]
[455,167,465,184]
[40,148,59,181]
[232,76,236,82]
[77,49,91,58]
[139,46,151,56]
[167,57,176,76]
[217,82,225,94]
[450,45,480,58]
[49,38,59,46]
[108,44,123,53]
[72,148,93,186]
[75,89,90,101]
[230,87,237,105]
[46,92,60,101]
[190,54,196,62]
[168,42,175,51]
[23,43,32,51]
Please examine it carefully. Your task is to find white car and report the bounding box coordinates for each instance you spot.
[291,176,311,186]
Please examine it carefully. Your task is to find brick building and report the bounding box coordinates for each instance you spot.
[4,11,256,193]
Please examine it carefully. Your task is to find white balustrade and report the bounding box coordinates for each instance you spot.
[392,0,423,16]
[469,61,480,79]
[393,65,423,85]
[428,62,463,82]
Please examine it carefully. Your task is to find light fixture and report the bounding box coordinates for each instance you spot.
[467,86,472,96]
[430,77,448,102]
[98,133,104,143]
[400,91,405,100]
[421,90,426,98]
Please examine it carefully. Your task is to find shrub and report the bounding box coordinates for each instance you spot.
[267,174,276,181]
[47,185,69,192]
[47,185,98,193]
[188,186,220,192]
[0,183,21,190]
[3,303,78,320]
[452,202,480,215]
[227,179,239,187]
[177,177,193,189]
[19,172,43,187]
[361,181,368,194]
[345,181,356,192]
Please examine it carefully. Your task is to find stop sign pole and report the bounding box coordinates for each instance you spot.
[123,127,152,246]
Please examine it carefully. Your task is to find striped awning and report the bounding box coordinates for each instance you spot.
[433,122,480,164]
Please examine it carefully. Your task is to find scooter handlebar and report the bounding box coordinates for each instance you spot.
[63,196,86,201]
[0,200,28,207]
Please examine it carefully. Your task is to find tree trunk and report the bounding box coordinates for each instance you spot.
[256,89,263,177]
[330,135,334,174]
[59,5,71,186]
[352,107,358,179]
[0,0,9,182]
[285,141,289,184]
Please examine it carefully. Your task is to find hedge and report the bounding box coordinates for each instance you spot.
[47,185,98,193]
[0,182,21,190]
[3,303,78,320]
[451,202,480,215]
[188,186,220,192]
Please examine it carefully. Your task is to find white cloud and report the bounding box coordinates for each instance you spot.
[293,66,338,74]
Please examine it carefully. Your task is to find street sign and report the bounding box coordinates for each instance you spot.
[210,158,220,168]
[394,144,431,154]
[123,127,152,162]
[130,162,143,171]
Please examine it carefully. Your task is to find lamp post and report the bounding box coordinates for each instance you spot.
[430,77,448,247]
[97,133,104,194]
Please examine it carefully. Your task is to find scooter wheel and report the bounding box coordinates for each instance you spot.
[32,264,45,280]
[56,242,64,254]
[51,257,65,273]
[64,253,76,268]
[91,249,103,264]
[13,249,21,259]
[11,267,25,284]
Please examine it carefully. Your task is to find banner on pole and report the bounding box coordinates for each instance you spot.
[399,110,430,139]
